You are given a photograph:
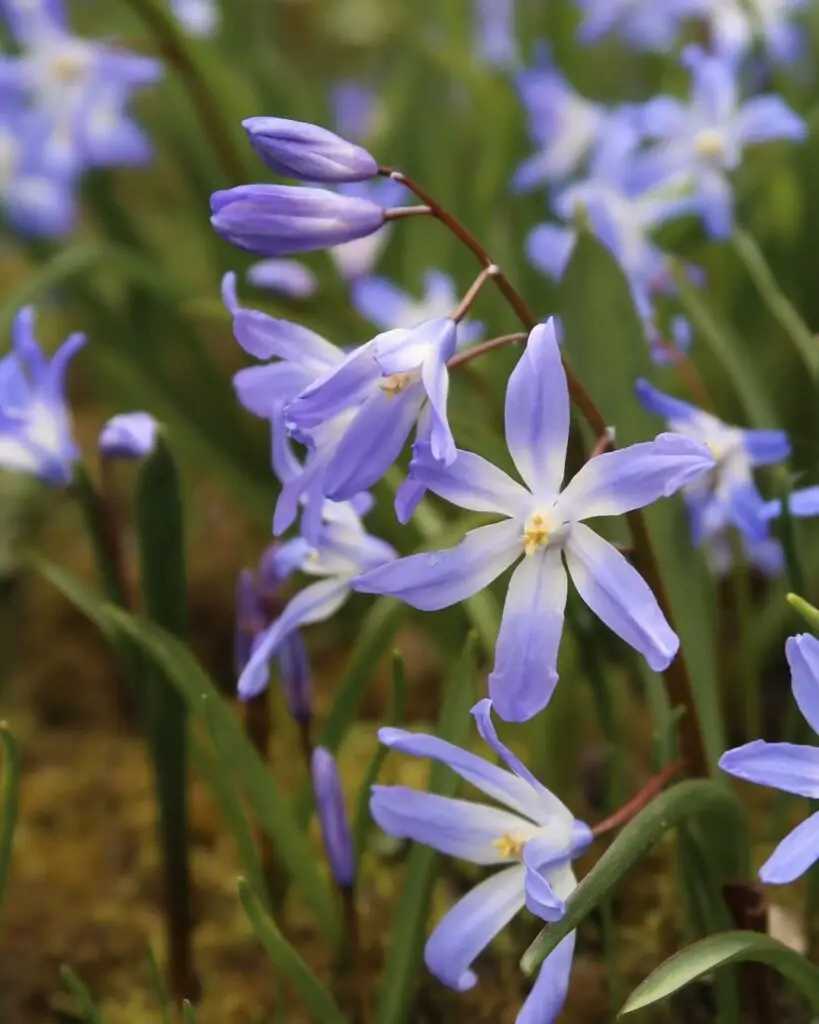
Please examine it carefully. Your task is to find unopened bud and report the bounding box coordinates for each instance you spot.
[243,117,378,183]
[98,412,159,460]
[311,746,355,888]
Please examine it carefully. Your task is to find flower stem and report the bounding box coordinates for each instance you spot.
[447,332,527,368]
[591,762,681,838]
[451,264,500,323]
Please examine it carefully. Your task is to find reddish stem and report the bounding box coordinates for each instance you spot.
[447,332,528,369]
[592,762,682,838]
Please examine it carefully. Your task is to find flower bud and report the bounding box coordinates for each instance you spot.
[243,117,378,183]
[311,746,355,888]
[98,411,158,460]
[210,184,385,257]
[278,631,312,726]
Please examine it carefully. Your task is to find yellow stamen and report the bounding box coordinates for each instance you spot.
[523,513,550,556]
[694,129,725,160]
[379,372,413,397]
[492,833,526,860]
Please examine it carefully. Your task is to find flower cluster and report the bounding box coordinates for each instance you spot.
[0,0,161,236]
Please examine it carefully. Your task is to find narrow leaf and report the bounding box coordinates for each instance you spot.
[787,592,819,634]
[60,966,104,1024]
[238,878,347,1024]
[145,945,172,1024]
[619,931,819,1016]
[0,724,20,924]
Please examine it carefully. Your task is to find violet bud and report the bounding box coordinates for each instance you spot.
[278,630,312,726]
[234,568,263,679]
[243,117,378,183]
[98,412,159,460]
[311,746,355,888]
[210,184,385,257]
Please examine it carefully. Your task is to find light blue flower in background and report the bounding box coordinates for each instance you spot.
[170,0,219,36]
[352,269,483,342]
[720,633,819,883]
[474,0,519,68]
[636,378,790,549]
[355,320,715,722]
[764,484,819,522]
[330,178,407,280]
[371,698,591,1020]
[513,57,605,191]
[236,498,395,699]
[575,0,697,51]
[639,44,806,237]
[98,411,158,460]
[247,259,319,300]
[698,0,806,66]
[330,80,382,144]
[0,306,85,486]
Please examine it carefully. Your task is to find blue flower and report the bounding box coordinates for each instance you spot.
[720,633,819,884]
[764,484,819,523]
[98,411,158,460]
[330,178,407,280]
[646,316,693,366]
[575,0,698,51]
[330,80,381,144]
[474,0,518,68]
[352,269,483,343]
[286,317,460,504]
[242,117,378,184]
[237,498,395,699]
[636,378,790,548]
[639,45,806,237]
[312,747,356,888]
[355,321,715,722]
[371,698,591,1018]
[246,259,318,300]
[169,0,219,36]
[699,0,807,65]
[0,306,84,485]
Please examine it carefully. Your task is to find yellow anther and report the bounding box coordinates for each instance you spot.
[523,513,550,556]
[694,129,725,160]
[492,833,526,860]
[379,372,413,397]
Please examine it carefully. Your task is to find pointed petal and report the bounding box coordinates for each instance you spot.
[785,634,819,737]
[424,865,526,991]
[376,726,547,823]
[489,548,568,722]
[526,224,576,280]
[370,787,536,864]
[741,428,790,466]
[719,740,819,798]
[635,378,702,426]
[237,579,349,699]
[470,698,573,825]
[233,363,315,418]
[410,447,532,518]
[779,486,819,519]
[522,836,572,922]
[353,519,522,611]
[420,323,457,464]
[565,524,678,671]
[517,932,577,1024]
[556,434,714,522]
[352,276,411,329]
[760,811,819,885]
[232,308,339,365]
[736,96,806,145]
[505,320,569,499]
[286,339,379,430]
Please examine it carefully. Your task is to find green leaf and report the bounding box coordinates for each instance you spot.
[145,945,172,1024]
[60,966,104,1024]
[619,931,819,1016]
[237,878,347,1024]
[182,1000,198,1023]
[521,780,748,975]
[560,231,724,766]
[787,592,819,633]
[32,557,339,942]
[375,634,479,1024]
[0,724,20,924]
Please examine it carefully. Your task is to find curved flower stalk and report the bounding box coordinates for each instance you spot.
[0,306,85,486]
[636,378,790,552]
[355,320,715,722]
[371,698,591,1020]
[237,497,395,700]
[720,633,819,883]
[352,269,483,341]
[639,45,806,238]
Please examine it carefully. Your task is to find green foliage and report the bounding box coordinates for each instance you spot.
[0,725,19,926]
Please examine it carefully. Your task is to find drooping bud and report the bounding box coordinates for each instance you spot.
[243,117,378,183]
[311,746,355,888]
[98,412,158,460]
[278,631,312,727]
[210,184,385,257]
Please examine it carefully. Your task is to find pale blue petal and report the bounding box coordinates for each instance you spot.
[736,96,806,146]
[233,363,316,418]
[247,258,318,299]
[232,308,338,365]
[526,224,576,280]
[376,726,546,823]
[556,434,714,522]
[370,787,533,864]
[699,169,734,239]
[522,836,573,922]
[410,447,532,518]
[353,519,522,611]
[286,339,379,430]
[420,323,457,463]
[523,862,564,921]
[725,479,769,542]
[471,698,573,826]
[760,811,819,885]
[785,634,819,737]
[565,524,678,671]
[741,428,791,466]
[505,320,570,500]
[324,385,424,500]
[639,95,685,136]
[719,739,819,798]
[424,865,526,991]
[489,548,567,723]
[352,276,410,330]
[635,379,700,425]
[517,932,576,1024]
[238,579,350,699]
[765,486,819,520]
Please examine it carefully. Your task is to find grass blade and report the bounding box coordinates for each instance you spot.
[60,966,104,1024]
[0,724,20,924]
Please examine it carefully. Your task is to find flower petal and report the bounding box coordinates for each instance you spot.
[741,428,791,467]
[768,485,819,520]
[719,740,819,798]
[424,864,526,991]
[556,433,714,522]
[759,811,819,885]
[352,519,522,611]
[522,837,570,922]
[376,726,547,823]
[564,524,678,672]
[634,378,701,426]
[352,275,411,330]
[785,634,819,738]
[489,548,568,723]
[420,322,457,464]
[370,786,536,864]
[411,447,532,519]
[517,932,577,1024]
[237,579,350,699]
[233,363,316,419]
[505,320,569,500]
[286,338,379,430]
[736,95,806,146]
[232,308,339,366]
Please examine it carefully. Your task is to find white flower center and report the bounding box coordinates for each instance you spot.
[379,371,416,397]
[492,832,528,861]
[523,510,556,556]
[694,129,726,162]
